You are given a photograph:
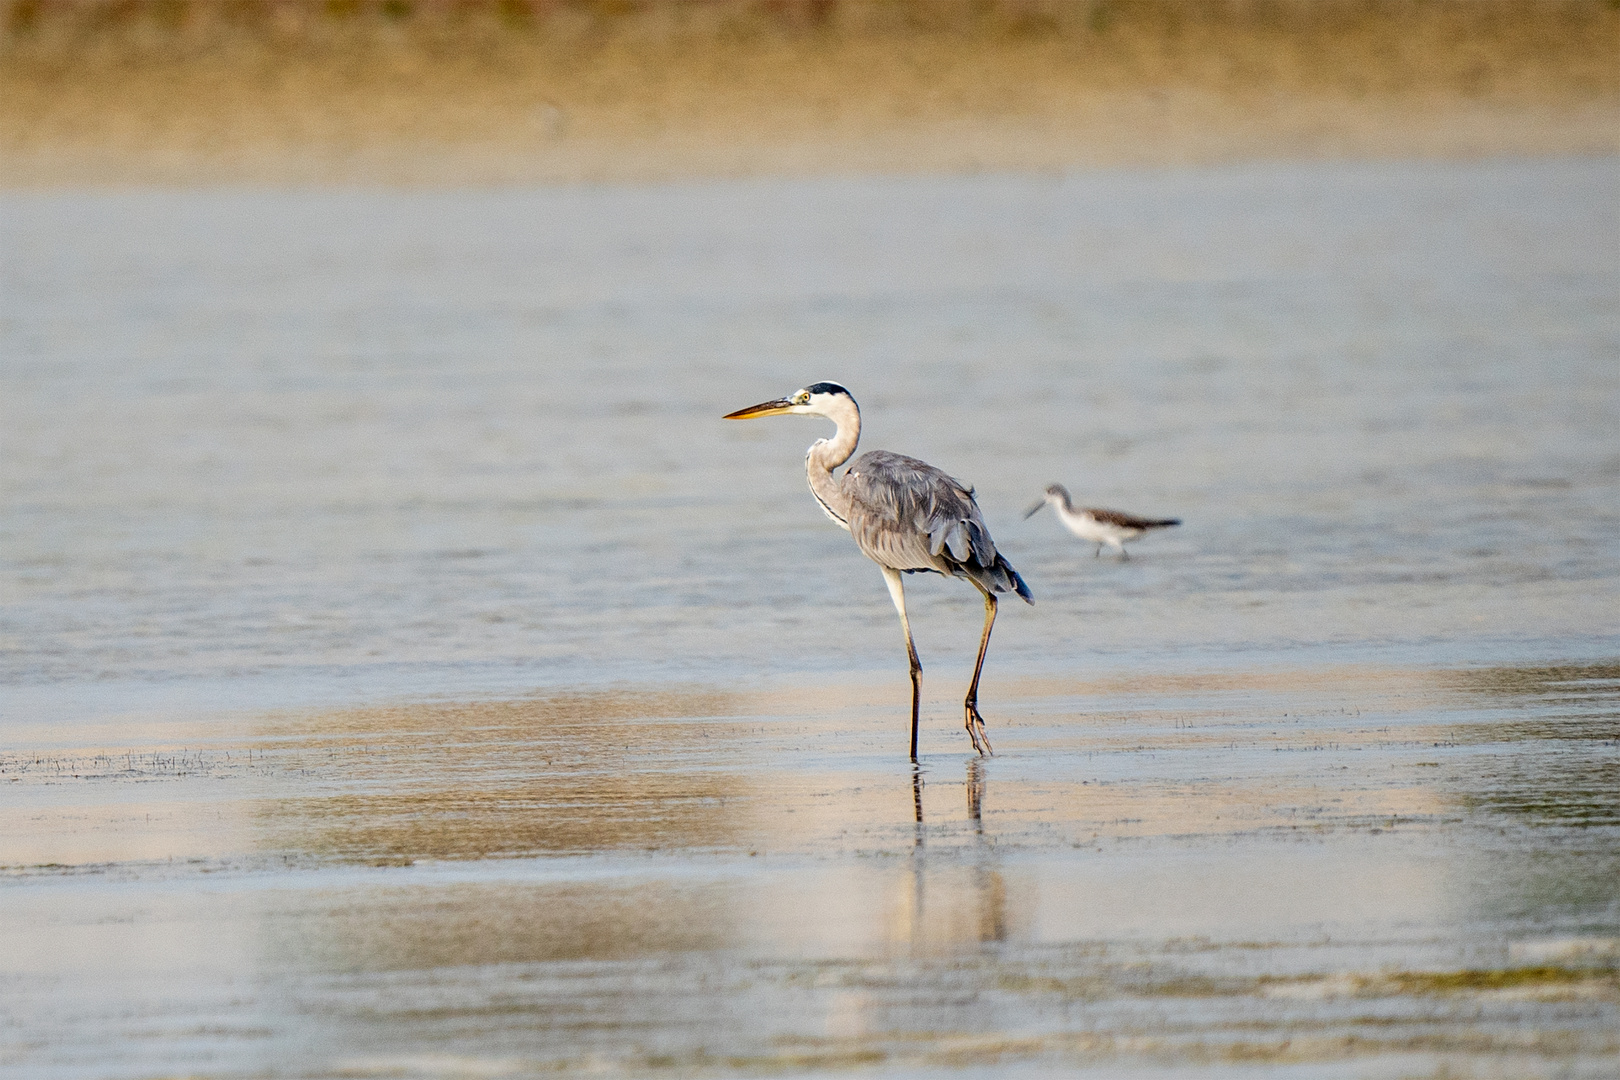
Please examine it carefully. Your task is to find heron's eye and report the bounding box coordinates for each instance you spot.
[794,392,809,404]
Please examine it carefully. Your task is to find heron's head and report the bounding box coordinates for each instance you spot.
[723,382,857,421]
[1024,483,1070,518]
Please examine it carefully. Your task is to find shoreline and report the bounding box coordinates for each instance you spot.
[6,97,1616,190]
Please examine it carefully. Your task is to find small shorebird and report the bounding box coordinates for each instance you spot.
[1025,484,1180,560]
[725,382,1031,759]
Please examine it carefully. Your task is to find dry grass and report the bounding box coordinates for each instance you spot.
[2,0,1617,186]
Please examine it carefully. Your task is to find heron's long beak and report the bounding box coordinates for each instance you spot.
[1022,499,1048,520]
[723,397,796,420]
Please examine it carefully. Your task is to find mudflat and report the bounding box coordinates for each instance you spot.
[6,665,1618,1076]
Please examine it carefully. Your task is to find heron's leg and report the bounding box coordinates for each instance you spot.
[963,582,998,756]
[882,567,923,761]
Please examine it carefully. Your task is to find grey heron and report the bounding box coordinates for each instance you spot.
[725,382,1032,759]
[1025,483,1180,560]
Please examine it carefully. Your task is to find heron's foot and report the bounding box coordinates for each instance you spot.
[964,700,994,756]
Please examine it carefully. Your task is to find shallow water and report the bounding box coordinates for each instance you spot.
[4,156,1618,709]
[2,156,1618,1076]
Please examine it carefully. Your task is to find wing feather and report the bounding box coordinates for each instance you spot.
[840,450,1032,602]
[1088,507,1181,530]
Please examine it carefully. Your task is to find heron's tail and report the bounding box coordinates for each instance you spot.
[929,515,1032,603]
[970,553,1033,605]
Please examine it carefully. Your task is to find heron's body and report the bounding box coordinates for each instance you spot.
[1026,484,1180,559]
[726,382,1030,758]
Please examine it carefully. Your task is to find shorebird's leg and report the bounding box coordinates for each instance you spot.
[1094,544,1102,559]
[883,567,924,761]
[1120,545,1131,561]
[963,582,998,756]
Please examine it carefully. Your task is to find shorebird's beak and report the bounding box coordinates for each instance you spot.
[1022,500,1047,520]
[723,397,796,419]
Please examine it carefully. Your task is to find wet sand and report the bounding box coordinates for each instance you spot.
[4,663,1617,1076]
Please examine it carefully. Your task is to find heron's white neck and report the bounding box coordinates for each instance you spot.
[804,395,860,529]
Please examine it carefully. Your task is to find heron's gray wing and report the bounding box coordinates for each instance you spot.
[1087,507,1182,530]
[840,451,945,571]
[844,451,1033,602]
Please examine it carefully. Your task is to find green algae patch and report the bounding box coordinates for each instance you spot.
[1386,966,1617,994]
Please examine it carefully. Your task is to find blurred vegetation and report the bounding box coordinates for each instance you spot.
[3,1,1615,183]
[5,0,1615,96]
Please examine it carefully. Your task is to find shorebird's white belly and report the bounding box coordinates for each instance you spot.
[1057,507,1139,546]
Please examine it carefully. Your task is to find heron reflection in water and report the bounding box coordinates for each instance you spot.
[903,760,1007,948]
[725,383,1032,759]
